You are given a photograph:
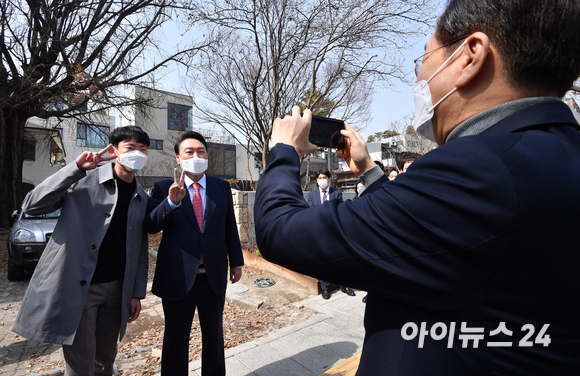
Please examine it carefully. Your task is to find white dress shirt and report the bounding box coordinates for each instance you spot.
[167,173,206,213]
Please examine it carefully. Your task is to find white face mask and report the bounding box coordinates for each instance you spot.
[181,156,208,175]
[116,149,148,172]
[357,187,365,195]
[413,40,467,143]
[317,179,329,190]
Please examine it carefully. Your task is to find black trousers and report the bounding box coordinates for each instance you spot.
[161,273,226,376]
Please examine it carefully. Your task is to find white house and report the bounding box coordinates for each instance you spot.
[21,113,116,194]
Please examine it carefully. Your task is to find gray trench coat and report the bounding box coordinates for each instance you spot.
[12,162,149,345]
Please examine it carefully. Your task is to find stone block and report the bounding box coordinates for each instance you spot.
[226,292,263,311]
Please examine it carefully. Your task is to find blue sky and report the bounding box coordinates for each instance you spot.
[155,11,437,142]
[363,42,427,140]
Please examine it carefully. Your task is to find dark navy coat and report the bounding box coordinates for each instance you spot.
[255,101,580,375]
[145,174,243,299]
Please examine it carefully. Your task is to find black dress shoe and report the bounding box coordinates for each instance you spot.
[322,290,331,300]
[362,294,368,303]
[341,287,356,296]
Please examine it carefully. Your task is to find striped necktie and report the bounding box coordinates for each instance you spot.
[192,183,203,231]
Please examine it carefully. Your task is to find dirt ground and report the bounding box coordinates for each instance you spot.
[0,229,318,375]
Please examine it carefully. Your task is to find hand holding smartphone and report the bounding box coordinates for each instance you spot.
[309,115,346,149]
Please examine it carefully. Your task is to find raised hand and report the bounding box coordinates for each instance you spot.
[169,168,187,205]
[271,106,318,157]
[75,144,116,171]
[336,122,375,175]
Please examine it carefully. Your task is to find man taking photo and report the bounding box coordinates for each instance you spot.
[255,0,580,374]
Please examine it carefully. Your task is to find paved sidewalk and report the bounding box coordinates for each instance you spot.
[181,290,366,376]
[0,273,63,375]
[0,270,365,376]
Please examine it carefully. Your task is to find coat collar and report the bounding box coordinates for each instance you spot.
[481,100,579,136]
[98,162,115,185]
[98,163,147,201]
[204,176,218,230]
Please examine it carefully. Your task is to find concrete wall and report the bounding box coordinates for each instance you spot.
[233,190,355,251]
[232,190,256,250]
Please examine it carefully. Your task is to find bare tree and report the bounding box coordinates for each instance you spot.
[0,0,211,226]
[379,113,437,155]
[181,0,437,166]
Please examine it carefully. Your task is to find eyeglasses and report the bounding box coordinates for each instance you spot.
[413,36,468,77]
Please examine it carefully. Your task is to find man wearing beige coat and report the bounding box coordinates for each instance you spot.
[13,126,150,376]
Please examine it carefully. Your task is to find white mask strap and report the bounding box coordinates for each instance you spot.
[432,87,458,109]
[426,39,468,83]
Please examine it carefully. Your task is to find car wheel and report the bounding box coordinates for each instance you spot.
[7,255,25,281]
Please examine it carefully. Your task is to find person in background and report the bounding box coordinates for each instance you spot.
[355,180,365,197]
[373,160,385,174]
[307,169,356,299]
[386,168,399,180]
[13,126,150,376]
[354,178,370,304]
[397,152,421,173]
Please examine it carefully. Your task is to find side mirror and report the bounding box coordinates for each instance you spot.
[11,210,19,220]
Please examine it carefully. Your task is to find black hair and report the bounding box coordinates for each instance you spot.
[397,152,421,171]
[174,131,208,154]
[317,169,331,179]
[374,160,385,171]
[437,0,580,97]
[109,126,150,147]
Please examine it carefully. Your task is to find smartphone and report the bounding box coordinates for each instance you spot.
[309,115,346,149]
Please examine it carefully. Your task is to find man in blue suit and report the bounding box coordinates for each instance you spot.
[145,131,244,376]
[307,169,355,299]
[255,0,580,374]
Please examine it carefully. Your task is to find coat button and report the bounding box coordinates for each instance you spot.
[80,280,87,286]
[91,244,97,250]
[106,213,111,218]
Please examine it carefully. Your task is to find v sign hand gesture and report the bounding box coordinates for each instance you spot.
[75,144,116,171]
[169,168,187,205]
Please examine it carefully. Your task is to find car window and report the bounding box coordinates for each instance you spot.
[22,208,62,219]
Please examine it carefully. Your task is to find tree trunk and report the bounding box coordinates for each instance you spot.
[303,154,311,190]
[261,142,269,169]
[0,110,26,227]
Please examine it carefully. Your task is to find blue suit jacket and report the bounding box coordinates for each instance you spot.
[145,174,243,300]
[255,101,580,375]
[307,187,343,207]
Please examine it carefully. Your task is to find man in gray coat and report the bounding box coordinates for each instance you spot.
[13,126,151,376]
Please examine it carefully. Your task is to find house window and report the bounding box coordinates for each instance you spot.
[23,139,36,161]
[150,139,163,150]
[207,143,236,178]
[76,123,109,148]
[167,103,192,131]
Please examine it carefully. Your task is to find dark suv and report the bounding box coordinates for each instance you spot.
[7,208,61,281]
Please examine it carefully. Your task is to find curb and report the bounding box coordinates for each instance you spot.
[242,250,320,294]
